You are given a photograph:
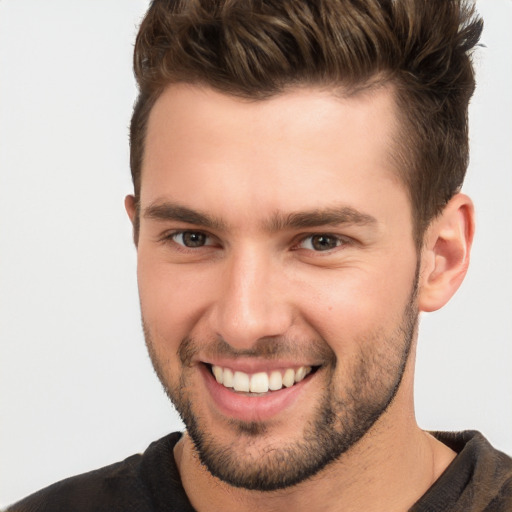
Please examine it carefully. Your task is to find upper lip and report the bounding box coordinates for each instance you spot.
[200,357,319,374]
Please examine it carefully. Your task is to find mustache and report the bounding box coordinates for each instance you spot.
[178,335,336,367]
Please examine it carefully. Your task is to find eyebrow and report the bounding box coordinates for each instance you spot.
[143,202,227,230]
[143,201,377,232]
[267,207,377,232]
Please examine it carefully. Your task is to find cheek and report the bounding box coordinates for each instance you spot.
[295,260,417,351]
[137,256,215,339]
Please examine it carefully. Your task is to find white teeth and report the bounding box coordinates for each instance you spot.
[250,372,269,393]
[282,368,295,388]
[295,366,307,383]
[233,371,250,392]
[212,365,223,384]
[223,368,234,388]
[211,365,313,393]
[268,371,283,391]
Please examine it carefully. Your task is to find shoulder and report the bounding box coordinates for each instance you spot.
[413,431,512,512]
[6,455,147,512]
[6,432,184,512]
[436,430,512,481]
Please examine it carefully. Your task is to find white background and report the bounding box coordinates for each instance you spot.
[0,0,510,507]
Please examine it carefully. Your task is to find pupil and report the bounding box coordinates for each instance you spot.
[183,231,206,247]
[312,235,336,251]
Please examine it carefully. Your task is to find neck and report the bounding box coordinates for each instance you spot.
[174,357,456,512]
[174,410,455,512]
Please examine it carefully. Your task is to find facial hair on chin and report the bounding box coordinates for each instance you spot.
[143,274,419,491]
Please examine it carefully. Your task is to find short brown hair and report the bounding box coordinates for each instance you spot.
[130,0,482,242]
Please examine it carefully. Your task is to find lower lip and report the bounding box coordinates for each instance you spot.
[200,364,315,423]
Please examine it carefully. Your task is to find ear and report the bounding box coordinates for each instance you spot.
[418,193,475,312]
[124,195,139,246]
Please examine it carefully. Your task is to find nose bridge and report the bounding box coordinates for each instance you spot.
[212,244,291,349]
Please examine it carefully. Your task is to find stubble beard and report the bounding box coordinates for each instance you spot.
[144,277,418,492]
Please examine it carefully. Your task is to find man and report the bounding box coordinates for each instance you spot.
[7,0,512,511]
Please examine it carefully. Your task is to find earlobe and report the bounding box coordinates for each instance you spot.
[418,194,475,312]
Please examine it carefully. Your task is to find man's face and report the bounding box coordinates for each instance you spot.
[133,84,420,490]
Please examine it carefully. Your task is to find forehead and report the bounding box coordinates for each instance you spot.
[141,84,407,225]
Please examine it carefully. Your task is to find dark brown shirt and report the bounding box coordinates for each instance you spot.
[7,431,512,511]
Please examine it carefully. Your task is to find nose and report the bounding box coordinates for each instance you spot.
[209,247,293,350]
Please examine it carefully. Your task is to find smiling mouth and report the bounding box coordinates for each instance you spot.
[206,364,319,394]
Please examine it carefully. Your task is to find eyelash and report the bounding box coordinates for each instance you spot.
[160,230,351,254]
[160,230,217,251]
[294,233,350,252]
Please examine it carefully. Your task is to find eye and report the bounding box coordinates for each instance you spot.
[172,231,212,248]
[298,234,344,252]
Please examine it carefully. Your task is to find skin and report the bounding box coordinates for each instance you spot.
[126,84,474,511]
